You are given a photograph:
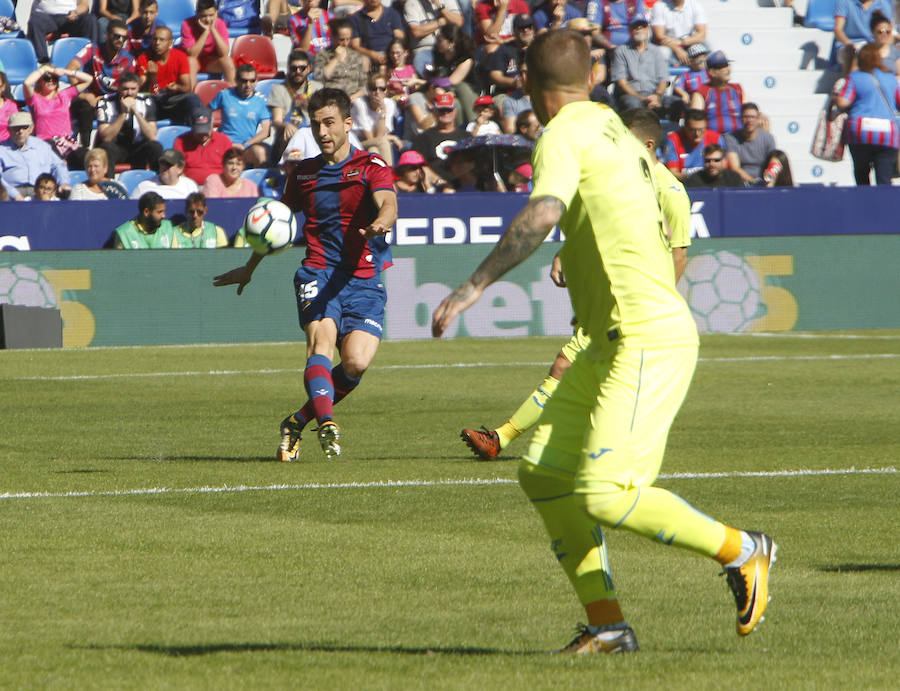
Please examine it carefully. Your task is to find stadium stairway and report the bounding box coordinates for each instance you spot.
[705,0,854,185]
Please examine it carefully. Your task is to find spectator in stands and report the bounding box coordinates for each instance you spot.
[533,0,584,33]
[672,41,709,107]
[181,0,237,85]
[269,50,320,158]
[759,150,794,187]
[466,94,502,135]
[474,0,531,50]
[174,106,234,186]
[513,108,541,140]
[833,0,893,73]
[722,102,776,185]
[483,14,535,105]
[209,64,272,168]
[405,0,464,75]
[32,173,60,201]
[314,18,368,101]
[350,0,407,68]
[664,107,722,179]
[28,0,101,65]
[135,26,202,126]
[386,38,425,108]
[173,192,230,247]
[834,42,900,186]
[24,65,93,171]
[96,71,162,171]
[67,19,137,148]
[351,72,402,164]
[130,148,199,199]
[870,12,900,75]
[683,143,744,187]
[393,149,429,192]
[611,17,670,115]
[217,0,262,35]
[433,25,481,123]
[97,0,140,38]
[0,112,71,201]
[690,50,743,134]
[413,91,468,189]
[288,0,332,57]
[0,71,17,143]
[69,147,129,199]
[127,0,160,55]
[114,191,177,248]
[403,76,451,141]
[594,0,650,51]
[279,124,363,160]
[650,0,707,65]
[500,64,532,133]
[201,146,259,197]
[569,17,608,90]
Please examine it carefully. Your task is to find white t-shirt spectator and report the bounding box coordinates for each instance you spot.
[350,96,399,141]
[130,175,199,200]
[651,0,707,41]
[279,127,365,163]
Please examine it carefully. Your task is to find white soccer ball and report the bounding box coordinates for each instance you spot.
[243,199,298,255]
[676,250,761,333]
[0,264,58,309]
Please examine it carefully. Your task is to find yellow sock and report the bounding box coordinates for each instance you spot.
[715,526,744,565]
[496,375,560,449]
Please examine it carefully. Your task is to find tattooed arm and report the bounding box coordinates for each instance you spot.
[431,196,566,337]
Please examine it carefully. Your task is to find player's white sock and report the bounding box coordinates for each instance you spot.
[724,531,757,568]
[586,623,629,638]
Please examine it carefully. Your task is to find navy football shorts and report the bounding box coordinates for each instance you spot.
[293,265,386,340]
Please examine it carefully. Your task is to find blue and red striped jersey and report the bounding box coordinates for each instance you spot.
[282,147,396,278]
[694,82,743,134]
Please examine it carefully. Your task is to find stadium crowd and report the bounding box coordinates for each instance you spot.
[4,0,900,211]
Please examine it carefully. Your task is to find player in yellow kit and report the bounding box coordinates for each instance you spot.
[432,30,776,653]
[461,107,692,461]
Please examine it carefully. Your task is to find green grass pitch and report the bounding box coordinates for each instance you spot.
[1,332,898,689]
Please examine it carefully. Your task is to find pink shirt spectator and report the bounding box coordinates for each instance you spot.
[201,173,259,198]
[180,17,230,69]
[26,86,79,140]
[0,98,19,141]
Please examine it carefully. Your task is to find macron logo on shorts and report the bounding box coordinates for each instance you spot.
[364,318,383,333]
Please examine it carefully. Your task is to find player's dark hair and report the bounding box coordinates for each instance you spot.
[106,18,128,35]
[309,87,352,119]
[196,0,217,13]
[139,191,165,214]
[525,29,591,92]
[685,108,708,122]
[620,107,663,149]
[185,192,207,208]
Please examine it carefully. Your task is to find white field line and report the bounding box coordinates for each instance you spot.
[1,466,895,501]
[5,353,899,382]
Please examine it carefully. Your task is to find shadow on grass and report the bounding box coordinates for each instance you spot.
[52,469,111,474]
[74,641,541,657]
[819,564,900,573]
[112,455,277,464]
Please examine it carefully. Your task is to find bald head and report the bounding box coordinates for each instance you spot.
[525,29,591,94]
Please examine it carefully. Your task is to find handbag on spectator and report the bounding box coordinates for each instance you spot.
[811,77,847,163]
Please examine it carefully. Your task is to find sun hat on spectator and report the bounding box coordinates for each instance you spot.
[158,149,185,167]
[474,95,494,108]
[434,92,456,110]
[8,112,33,128]
[688,42,710,59]
[428,77,453,90]
[395,150,426,169]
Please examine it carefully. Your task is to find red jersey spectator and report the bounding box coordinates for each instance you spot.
[135,26,203,125]
[174,106,234,185]
[288,0,332,57]
[663,108,722,179]
[127,0,161,55]
[181,0,237,85]
[690,50,743,134]
[475,0,532,46]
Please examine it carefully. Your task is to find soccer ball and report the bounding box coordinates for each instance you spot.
[243,199,298,255]
[677,251,762,333]
[0,264,58,309]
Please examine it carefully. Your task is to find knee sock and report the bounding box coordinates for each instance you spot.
[303,354,334,426]
[496,375,559,449]
[294,362,361,429]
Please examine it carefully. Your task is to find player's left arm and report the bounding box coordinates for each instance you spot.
[361,188,398,238]
[432,195,565,337]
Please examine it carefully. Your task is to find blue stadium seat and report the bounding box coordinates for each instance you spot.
[117,169,156,194]
[68,170,88,186]
[0,38,39,86]
[254,78,279,100]
[156,125,190,150]
[50,37,92,70]
[157,0,196,43]
[804,0,836,31]
[0,0,15,18]
[11,82,24,103]
[241,168,278,198]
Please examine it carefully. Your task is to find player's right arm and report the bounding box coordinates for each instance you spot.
[431,195,565,337]
[213,251,265,295]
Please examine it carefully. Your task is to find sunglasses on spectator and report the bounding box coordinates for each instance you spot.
[42,74,60,82]
[290,64,309,71]
[187,208,206,216]
[373,86,387,92]
[704,156,723,163]
[237,78,257,84]
[111,32,128,40]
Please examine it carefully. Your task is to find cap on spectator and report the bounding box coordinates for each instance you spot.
[190,107,213,134]
[158,149,185,167]
[629,16,649,28]
[434,92,456,110]
[706,50,731,68]
[474,95,494,108]
[515,162,533,179]
[428,76,453,89]
[687,42,710,59]
[395,150,426,169]
[8,111,33,128]
[513,14,535,30]
[568,17,599,33]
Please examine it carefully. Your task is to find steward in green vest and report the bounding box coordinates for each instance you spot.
[114,191,177,249]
